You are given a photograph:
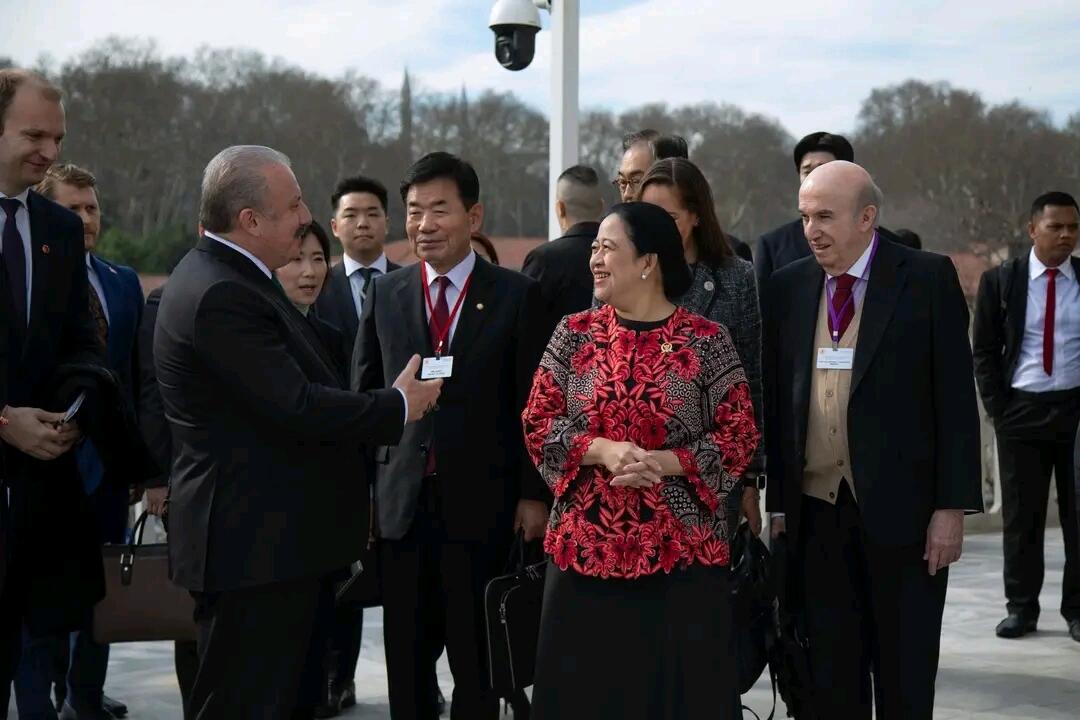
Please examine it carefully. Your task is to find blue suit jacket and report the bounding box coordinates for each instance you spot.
[77,254,144,542]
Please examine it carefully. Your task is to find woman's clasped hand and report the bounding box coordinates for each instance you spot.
[590,437,665,488]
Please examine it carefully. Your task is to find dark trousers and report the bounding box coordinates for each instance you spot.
[190,576,321,720]
[1,555,25,719]
[799,486,947,720]
[14,618,109,717]
[996,388,1080,622]
[327,605,364,690]
[380,480,503,720]
[175,640,199,720]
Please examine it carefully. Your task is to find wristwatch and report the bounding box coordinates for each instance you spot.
[742,472,766,490]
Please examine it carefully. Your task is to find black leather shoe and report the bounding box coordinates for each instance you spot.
[1068,619,1080,642]
[58,702,117,720]
[103,695,128,718]
[313,681,356,719]
[435,686,446,716]
[995,613,1037,638]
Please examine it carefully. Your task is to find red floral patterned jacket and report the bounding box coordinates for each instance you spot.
[522,305,759,580]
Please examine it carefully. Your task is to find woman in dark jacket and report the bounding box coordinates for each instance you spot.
[523,203,758,719]
[638,158,765,536]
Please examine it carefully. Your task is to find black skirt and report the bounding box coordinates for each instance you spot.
[532,562,738,720]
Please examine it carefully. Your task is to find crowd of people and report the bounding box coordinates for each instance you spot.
[0,64,1078,720]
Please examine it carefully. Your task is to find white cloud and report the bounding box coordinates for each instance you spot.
[3,0,1079,135]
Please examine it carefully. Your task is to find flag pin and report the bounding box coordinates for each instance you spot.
[41,244,50,254]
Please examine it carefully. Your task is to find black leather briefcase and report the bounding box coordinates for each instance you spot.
[484,533,546,697]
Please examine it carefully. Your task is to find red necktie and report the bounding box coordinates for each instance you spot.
[424,276,451,475]
[1044,268,1057,375]
[831,273,857,341]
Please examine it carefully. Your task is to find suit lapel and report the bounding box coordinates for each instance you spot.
[1008,256,1029,349]
[448,258,496,361]
[395,265,434,356]
[791,261,824,456]
[852,241,906,393]
[24,194,53,361]
[332,264,359,339]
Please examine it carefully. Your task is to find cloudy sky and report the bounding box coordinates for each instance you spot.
[4,0,1079,136]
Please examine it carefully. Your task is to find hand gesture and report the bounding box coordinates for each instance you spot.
[0,406,79,460]
[606,443,663,489]
[393,355,444,423]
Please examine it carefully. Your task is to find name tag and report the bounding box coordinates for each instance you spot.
[421,356,454,379]
[816,348,855,370]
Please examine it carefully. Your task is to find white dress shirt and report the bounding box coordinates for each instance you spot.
[1011,248,1080,392]
[204,230,273,279]
[0,188,34,323]
[86,255,110,324]
[343,252,389,318]
[423,250,477,349]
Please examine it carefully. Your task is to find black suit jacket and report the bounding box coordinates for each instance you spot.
[154,237,405,592]
[352,256,548,542]
[315,257,401,355]
[1,190,106,632]
[763,240,982,548]
[521,221,598,334]
[972,254,1080,421]
[137,287,171,489]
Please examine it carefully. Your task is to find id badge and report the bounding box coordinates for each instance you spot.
[816,347,855,370]
[421,356,454,379]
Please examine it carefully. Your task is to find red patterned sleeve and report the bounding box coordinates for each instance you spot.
[522,316,596,498]
[672,382,760,514]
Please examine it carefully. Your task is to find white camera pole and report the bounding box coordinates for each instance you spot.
[544,0,579,240]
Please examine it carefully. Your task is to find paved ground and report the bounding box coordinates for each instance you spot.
[8,529,1078,719]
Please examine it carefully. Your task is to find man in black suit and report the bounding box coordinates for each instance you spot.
[316,175,400,354]
[352,152,548,720]
[763,161,982,718]
[616,130,753,261]
[0,69,105,713]
[973,191,1080,643]
[155,145,442,719]
[521,164,602,332]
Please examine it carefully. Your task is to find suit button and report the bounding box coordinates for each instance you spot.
[829,491,836,499]
[825,389,834,398]
[830,427,838,436]
[418,443,428,455]
[836,459,844,467]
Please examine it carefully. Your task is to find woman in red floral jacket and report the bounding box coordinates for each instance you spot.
[522,202,759,719]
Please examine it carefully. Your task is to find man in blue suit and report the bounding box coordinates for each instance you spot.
[14,164,142,720]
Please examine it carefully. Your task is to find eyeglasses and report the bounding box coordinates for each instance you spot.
[611,176,643,194]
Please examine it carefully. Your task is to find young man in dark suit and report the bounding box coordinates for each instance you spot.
[973,191,1080,643]
[155,145,442,719]
[352,152,548,720]
[13,164,142,719]
[521,164,603,334]
[0,69,105,714]
[316,175,400,354]
[763,161,982,718]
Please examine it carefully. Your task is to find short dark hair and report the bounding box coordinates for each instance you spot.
[400,152,480,209]
[304,219,332,259]
[557,164,599,187]
[892,229,923,251]
[0,68,62,133]
[1030,191,1079,220]
[621,129,659,151]
[639,157,734,266]
[793,131,854,169]
[331,175,388,213]
[470,232,499,265]
[652,135,689,160]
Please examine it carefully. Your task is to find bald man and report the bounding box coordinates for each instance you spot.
[522,164,604,331]
[763,162,981,719]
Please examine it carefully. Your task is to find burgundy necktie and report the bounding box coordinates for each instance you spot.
[1,198,28,330]
[830,273,858,341]
[88,284,109,351]
[1044,268,1057,375]
[425,276,451,475]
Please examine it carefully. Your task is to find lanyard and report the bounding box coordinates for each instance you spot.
[826,233,879,349]
[420,263,473,357]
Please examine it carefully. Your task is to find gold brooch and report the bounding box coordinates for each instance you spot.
[660,342,673,353]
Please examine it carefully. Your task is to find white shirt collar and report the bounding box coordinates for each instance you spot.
[1029,247,1076,282]
[343,252,389,277]
[204,230,273,279]
[827,232,878,281]
[424,250,477,290]
[0,188,30,207]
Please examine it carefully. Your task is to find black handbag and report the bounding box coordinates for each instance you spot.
[335,502,381,609]
[93,511,198,644]
[730,522,775,694]
[484,532,546,698]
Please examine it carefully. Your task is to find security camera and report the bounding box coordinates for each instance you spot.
[489,0,543,71]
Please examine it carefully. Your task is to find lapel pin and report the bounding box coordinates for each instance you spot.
[703,280,714,291]
[41,244,50,254]
[661,342,674,353]
[476,302,484,310]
